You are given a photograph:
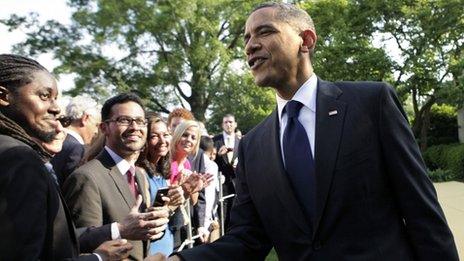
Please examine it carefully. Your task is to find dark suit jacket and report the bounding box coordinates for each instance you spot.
[178,80,458,260]
[51,134,85,187]
[0,134,98,261]
[63,149,149,261]
[213,133,239,183]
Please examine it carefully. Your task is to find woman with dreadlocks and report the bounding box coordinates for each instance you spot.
[0,54,132,260]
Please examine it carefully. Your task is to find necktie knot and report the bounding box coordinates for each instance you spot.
[285,100,304,118]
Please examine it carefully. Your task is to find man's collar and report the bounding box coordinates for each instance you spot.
[277,74,318,121]
[222,131,235,140]
[104,146,132,176]
[65,129,84,145]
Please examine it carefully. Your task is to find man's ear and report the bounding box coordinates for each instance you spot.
[99,121,108,135]
[81,113,90,126]
[0,86,11,107]
[300,29,317,54]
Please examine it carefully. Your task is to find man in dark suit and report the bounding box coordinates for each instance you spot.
[51,95,101,187]
[213,114,240,229]
[63,93,170,260]
[0,54,131,260]
[169,3,459,260]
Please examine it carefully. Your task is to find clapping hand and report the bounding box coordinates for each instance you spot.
[167,185,185,207]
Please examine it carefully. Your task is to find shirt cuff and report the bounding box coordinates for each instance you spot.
[111,222,121,239]
[93,253,103,261]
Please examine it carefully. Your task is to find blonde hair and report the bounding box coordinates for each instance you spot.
[170,120,200,159]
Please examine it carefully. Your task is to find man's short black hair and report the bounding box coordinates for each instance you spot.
[101,92,145,121]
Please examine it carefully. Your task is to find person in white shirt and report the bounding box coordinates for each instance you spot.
[199,136,220,243]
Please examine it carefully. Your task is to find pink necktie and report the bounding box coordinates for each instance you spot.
[126,169,138,199]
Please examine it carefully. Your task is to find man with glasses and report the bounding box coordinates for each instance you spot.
[63,93,170,260]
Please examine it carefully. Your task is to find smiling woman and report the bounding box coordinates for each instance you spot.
[0,54,60,161]
[169,120,200,184]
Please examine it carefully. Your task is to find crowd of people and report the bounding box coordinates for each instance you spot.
[0,54,242,260]
[0,2,459,261]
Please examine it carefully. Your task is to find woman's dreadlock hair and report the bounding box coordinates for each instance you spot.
[0,54,48,92]
[0,54,52,162]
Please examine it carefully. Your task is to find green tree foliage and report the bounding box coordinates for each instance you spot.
[367,0,464,150]
[298,0,464,150]
[299,0,394,82]
[426,104,458,146]
[1,0,265,122]
[423,143,464,181]
[207,73,275,134]
[2,0,463,142]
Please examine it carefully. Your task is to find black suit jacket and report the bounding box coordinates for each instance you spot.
[213,134,239,183]
[178,80,458,260]
[51,134,85,187]
[0,134,98,261]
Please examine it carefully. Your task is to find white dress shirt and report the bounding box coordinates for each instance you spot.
[222,132,236,148]
[277,74,317,165]
[203,154,219,229]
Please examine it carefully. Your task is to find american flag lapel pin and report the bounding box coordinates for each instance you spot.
[328,110,338,116]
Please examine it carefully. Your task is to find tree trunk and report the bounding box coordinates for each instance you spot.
[420,107,431,151]
[412,96,435,151]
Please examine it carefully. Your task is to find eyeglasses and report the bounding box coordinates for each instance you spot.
[105,116,148,126]
[57,116,72,128]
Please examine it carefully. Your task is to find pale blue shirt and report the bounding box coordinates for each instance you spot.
[277,74,317,165]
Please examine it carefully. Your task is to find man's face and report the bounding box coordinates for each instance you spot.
[169,116,184,132]
[222,116,237,135]
[82,113,100,144]
[244,7,303,88]
[101,101,147,158]
[3,71,60,142]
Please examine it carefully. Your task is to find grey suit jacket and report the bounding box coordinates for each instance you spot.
[63,149,149,261]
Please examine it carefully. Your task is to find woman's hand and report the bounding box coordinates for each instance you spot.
[180,172,204,197]
[167,185,185,207]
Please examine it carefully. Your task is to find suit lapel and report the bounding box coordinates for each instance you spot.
[232,136,239,163]
[219,135,229,164]
[135,170,148,210]
[98,150,135,209]
[261,110,311,235]
[313,79,346,236]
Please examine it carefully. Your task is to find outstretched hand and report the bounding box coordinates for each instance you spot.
[94,239,133,261]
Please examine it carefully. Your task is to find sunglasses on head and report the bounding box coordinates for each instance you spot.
[57,116,72,128]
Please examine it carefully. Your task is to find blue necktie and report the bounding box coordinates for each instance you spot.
[283,100,316,224]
